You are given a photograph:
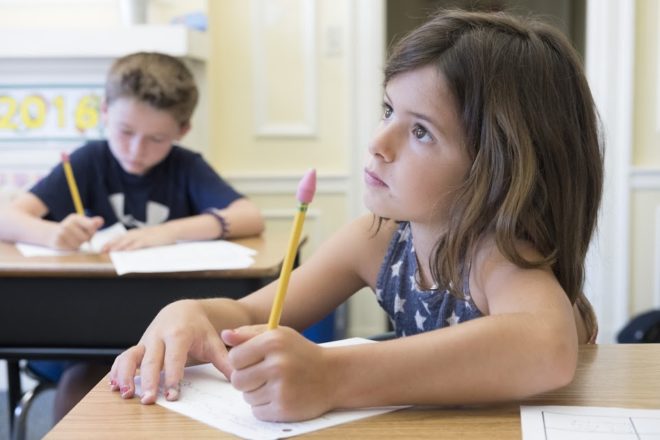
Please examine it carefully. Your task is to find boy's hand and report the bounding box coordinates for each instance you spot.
[101,225,176,252]
[222,326,336,422]
[50,214,104,250]
[109,299,232,404]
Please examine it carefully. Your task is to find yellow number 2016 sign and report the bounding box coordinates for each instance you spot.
[0,85,103,140]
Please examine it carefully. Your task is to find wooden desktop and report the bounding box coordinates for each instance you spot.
[45,344,660,439]
[0,230,300,432]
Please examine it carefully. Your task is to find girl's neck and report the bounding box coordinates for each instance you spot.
[409,221,444,289]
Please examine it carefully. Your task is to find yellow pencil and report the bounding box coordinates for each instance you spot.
[61,152,84,215]
[267,169,317,330]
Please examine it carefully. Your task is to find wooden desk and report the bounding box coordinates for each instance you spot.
[0,231,297,431]
[45,344,660,439]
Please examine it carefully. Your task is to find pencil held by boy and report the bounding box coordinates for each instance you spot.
[111,9,602,422]
[0,51,264,423]
[0,52,264,252]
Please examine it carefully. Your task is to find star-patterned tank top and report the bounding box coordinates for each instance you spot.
[375,222,483,337]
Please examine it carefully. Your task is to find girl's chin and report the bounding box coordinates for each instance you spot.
[363,196,390,219]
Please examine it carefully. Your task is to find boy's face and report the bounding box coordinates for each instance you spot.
[102,98,190,176]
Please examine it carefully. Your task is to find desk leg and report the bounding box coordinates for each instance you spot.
[7,360,21,431]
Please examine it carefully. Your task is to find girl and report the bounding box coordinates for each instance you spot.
[110,9,602,422]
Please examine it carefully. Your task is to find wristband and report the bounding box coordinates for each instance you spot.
[204,208,229,239]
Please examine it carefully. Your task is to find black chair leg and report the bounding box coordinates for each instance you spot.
[11,380,56,440]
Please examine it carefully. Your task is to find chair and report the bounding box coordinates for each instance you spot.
[11,361,57,440]
[617,309,660,343]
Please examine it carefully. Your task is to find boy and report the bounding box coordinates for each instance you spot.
[0,52,264,421]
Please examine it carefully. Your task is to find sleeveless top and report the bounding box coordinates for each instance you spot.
[375,222,483,337]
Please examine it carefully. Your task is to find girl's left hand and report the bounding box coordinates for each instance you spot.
[222,325,335,422]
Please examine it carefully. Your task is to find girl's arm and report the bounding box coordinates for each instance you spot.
[0,192,103,249]
[110,214,391,403]
[101,197,265,251]
[327,241,577,410]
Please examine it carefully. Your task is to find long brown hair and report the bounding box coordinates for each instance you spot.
[383,10,603,317]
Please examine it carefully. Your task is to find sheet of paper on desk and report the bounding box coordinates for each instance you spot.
[521,405,660,439]
[110,240,257,275]
[137,337,406,440]
[15,222,127,256]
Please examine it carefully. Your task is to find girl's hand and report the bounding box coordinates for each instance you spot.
[50,214,103,250]
[109,299,232,404]
[222,326,336,422]
[101,225,176,252]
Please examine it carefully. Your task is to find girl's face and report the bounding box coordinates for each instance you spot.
[102,98,189,176]
[364,65,470,226]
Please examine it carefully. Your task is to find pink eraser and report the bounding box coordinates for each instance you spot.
[296,169,316,204]
[61,152,70,163]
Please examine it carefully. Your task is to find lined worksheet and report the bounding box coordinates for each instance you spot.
[136,338,407,440]
[521,405,660,440]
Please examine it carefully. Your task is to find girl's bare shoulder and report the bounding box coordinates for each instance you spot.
[327,214,398,287]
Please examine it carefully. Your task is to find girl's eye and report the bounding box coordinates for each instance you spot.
[382,103,393,119]
[412,124,432,142]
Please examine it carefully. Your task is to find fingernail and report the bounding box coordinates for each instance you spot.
[140,390,154,404]
[165,387,179,401]
[120,386,131,398]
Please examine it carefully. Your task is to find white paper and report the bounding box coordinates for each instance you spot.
[110,240,256,275]
[136,338,406,439]
[521,405,660,440]
[15,222,127,256]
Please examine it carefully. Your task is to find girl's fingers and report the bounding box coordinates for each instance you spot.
[205,333,234,381]
[221,324,267,347]
[162,342,192,401]
[241,381,270,407]
[137,340,166,404]
[112,345,146,399]
[230,362,267,393]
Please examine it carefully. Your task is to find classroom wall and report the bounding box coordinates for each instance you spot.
[630,0,660,315]
[206,0,388,338]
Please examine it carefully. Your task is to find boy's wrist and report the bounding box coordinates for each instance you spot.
[203,208,229,239]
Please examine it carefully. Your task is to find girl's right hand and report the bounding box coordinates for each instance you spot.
[109,299,233,404]
[50,214,103,250]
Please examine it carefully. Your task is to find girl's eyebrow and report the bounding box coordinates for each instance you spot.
[384,90,445,135]
[409,111,443,132]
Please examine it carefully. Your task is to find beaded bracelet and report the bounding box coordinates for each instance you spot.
[203,208,229,239]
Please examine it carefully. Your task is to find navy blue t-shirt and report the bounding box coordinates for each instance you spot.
[31,140,243,228]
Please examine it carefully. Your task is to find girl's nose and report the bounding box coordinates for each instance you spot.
[368,123,397,163]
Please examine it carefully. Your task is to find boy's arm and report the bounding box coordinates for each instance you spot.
[0,192,102,249]
[0,192,51,244]
[102,197,264,251]
[207,197,265,239]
